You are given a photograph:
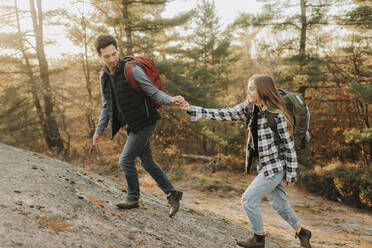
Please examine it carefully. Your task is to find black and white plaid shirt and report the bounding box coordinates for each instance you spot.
[189,102,297,182]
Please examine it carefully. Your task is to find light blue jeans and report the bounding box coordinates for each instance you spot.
[119,123,176,200]
[242,169,301,234]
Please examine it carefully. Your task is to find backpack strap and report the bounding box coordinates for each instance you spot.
[245,104,259,174]
[123,58,139,90]
[99,70,106,87]
[265,111,281,145]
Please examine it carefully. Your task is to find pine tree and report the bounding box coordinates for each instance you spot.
[158,0,240,155]
[336,0,372,165]
[88,0,193,56]
[0,0,64,153]
[64,1,101,139]
[234,0,339,95]
[232,0,371,164]
[29,0,64,154]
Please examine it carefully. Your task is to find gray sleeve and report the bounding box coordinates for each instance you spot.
[95,84,109,135]
[131,65,172,106]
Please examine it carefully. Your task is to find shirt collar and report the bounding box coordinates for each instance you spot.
[103,58,124,75]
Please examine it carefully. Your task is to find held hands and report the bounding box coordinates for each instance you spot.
[93,96,190,147]
[170,95,185,106]
[171,95,191,112]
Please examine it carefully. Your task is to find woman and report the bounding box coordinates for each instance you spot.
[180,74,312,248]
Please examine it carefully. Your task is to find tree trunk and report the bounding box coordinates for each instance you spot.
[366,104,372,164]
[15,0,51,147]
[181,153,226,173]
[81,15,95,138]
[29,0,64,154]
[122,0,133,55]
[299,0,307,57]
[181,153,214,161]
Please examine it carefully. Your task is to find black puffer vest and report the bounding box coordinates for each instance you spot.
[100,59,160,139]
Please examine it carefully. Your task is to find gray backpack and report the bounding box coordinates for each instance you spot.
[266,89,310,151]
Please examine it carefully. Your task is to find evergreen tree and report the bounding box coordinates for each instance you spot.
[29,0,64,154]
[0,86,39,146]
[234,0,340,95]
[0,0,64,153]
[232,0,371,164]
[88,0,193,56]
[163,0,238,106]
[64,1,102,139]
[158,0,241,155]
[337,0,372,165]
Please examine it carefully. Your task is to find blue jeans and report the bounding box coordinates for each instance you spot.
[242,170,301,234]
[119,123,176,200]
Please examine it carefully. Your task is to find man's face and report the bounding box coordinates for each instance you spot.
[246,80,259,104]
[99,44,119,70]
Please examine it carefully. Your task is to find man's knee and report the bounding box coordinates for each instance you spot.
[119,154,135,168]
[138,153,154,166]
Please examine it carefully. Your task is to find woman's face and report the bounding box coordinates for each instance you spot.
[246,80,259,104]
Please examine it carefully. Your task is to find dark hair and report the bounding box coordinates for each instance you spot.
[95,35,117,54]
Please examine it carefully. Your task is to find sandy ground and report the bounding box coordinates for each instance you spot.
[140,171,372,248]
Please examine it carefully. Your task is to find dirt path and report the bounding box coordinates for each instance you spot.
[140,172,372,248]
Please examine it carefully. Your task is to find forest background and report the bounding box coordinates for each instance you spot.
[0,0,371,209]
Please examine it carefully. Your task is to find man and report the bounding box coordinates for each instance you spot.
[93,34,183,217]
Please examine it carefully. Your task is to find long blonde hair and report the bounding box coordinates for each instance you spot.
[249,74,294,137]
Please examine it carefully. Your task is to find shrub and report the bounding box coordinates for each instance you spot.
[298,162,372,210]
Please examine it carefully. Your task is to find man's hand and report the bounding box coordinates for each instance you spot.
[170,95,185,106]
[93,133,104,145]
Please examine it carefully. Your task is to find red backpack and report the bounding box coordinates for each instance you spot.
[123,56,162,108]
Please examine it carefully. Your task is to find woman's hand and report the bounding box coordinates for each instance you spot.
[170,95,185,106]
[179,100,191,112]
[286,181,295,187]
[170,96,191,111]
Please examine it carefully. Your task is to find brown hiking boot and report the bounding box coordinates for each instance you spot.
[116,196,139,209]
[237,234,265,248]
[296,228,312,248]
[167,190,183,217]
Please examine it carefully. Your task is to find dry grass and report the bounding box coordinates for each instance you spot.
[87,196,107,207]
[167,163,247,194]
[87,196,123,219]
[37,216,72,232]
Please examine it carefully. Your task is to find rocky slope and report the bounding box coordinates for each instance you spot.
[0,142,282,248]
[1,142,371,248]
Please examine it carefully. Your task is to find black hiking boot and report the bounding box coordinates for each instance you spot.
[237,234,265,248]
[116,196,139,209]
[167,190,183,217]
[296,228,312,248]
